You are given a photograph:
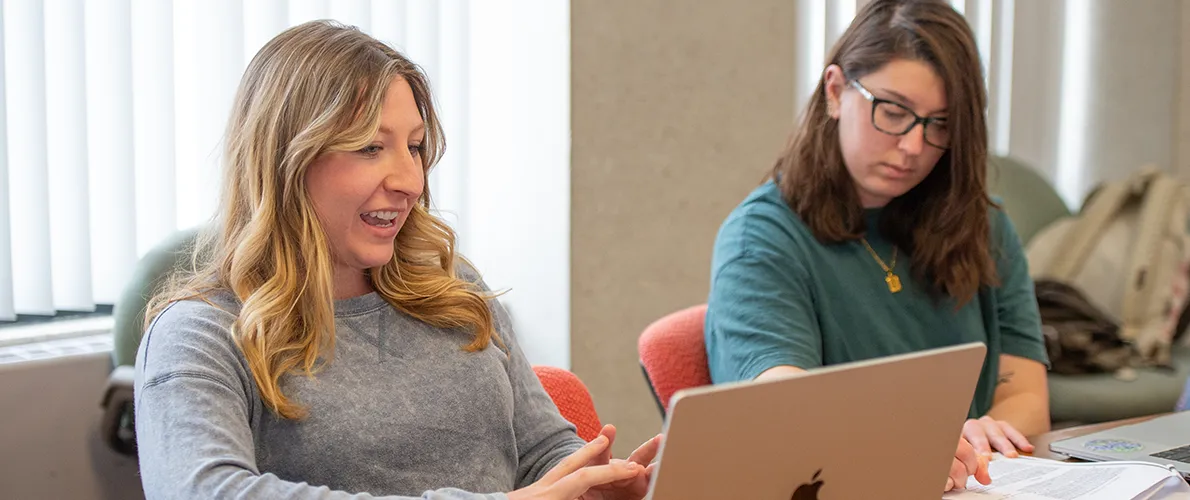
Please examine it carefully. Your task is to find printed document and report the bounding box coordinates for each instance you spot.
[942,455,1188,500]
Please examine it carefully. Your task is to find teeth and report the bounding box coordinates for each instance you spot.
[364,210,399,220]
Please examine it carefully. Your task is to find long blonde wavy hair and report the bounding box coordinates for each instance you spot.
[146,20,496,419]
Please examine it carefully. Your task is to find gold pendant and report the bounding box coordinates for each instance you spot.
[885,273,902,293]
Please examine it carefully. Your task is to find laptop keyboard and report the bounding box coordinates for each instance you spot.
[1153,445,1190,463]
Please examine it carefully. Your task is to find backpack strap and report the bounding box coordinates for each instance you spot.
[1120,169,1185,334]
[1044,177,1134,281]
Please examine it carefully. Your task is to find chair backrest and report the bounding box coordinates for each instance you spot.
[987,154,1072,246]
[111,226,203,367]
[532,365,602,442]
[103,226,203,456]
[638,304,711,416]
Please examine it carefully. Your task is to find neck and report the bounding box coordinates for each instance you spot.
[332,267,375,300]
[859,193,890,209]
[856,184,891,208]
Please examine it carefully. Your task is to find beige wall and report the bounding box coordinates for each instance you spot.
[570,0,795,455]
[1179,1,1190,178]
[1081,0,1180,186]
[0,353,143,500]
[1010,0,1182,199]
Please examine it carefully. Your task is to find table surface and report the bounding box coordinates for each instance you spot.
[1027,414,1163,461]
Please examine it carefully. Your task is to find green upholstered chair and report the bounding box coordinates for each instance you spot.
[1049,345,1190,423]
[988,155,1190,425]
[99,226,203,455]
[986,155,1073,246]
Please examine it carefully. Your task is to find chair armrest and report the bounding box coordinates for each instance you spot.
[99,365,137,456]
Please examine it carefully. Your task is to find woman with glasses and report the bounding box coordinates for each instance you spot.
[704,0,1048,492]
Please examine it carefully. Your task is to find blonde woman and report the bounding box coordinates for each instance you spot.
[134,21,658,500]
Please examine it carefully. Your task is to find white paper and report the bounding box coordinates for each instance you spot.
[942,455,1184,500]
[1135,475,1190,500]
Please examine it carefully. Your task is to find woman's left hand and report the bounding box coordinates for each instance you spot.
[580,425,663,500]
[962,416,1034,458]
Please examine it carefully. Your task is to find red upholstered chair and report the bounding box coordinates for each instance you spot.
[533,365,603,442]
[637,304,712,416]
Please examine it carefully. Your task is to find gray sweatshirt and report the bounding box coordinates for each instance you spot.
[133,279,584,499]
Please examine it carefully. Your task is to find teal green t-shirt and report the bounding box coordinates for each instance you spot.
[705,180,1049,418]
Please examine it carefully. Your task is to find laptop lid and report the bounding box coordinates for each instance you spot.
[1050,411,1190,476]
[645,342,987,500]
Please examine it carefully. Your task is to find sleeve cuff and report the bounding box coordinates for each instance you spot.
[1000,338,1051,368]
[739,352,819,381]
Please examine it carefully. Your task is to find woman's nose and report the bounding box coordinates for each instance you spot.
[382,150,424,197]
[897,123,926,156]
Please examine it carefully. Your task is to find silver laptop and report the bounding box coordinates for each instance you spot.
[1051,411,1190,476]
[644,342,987,500]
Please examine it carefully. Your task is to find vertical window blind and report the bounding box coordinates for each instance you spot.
[0,0,471,321]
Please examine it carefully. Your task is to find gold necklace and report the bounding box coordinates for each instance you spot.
[860,237,902,293]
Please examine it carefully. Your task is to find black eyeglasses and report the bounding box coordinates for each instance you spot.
[850,80,950,149]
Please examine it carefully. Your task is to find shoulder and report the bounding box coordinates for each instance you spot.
[451,258,518,353]
[135,291,248,390]
[987,199,1015,238]
[986,200,1027,259]
[454,258,486,288]
[715,180,815,263]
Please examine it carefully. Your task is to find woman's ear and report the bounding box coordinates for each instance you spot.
[823,64,846,119]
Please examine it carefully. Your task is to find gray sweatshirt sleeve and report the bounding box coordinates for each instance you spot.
[133,300,506,500]
[484,295,586,488]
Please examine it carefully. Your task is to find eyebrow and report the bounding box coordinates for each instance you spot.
[879,88,947,116]
[377,123,427,138]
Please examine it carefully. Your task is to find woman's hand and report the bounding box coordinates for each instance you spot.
[579,425,663,500]
[946,436,991,492]
[507,434,644,500]
[963,416,1034,458]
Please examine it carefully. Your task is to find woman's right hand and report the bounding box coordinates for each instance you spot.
[946,436,992,492]
[507,435,645,500]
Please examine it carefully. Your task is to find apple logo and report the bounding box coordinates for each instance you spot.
[791,469,824,500]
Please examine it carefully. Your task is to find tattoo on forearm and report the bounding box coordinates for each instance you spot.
[998,371,1015,384]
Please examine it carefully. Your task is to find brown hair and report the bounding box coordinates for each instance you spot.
[773,0,994,305]
[147,21,496,419]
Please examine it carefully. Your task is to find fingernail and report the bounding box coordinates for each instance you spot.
[946,478,954,490]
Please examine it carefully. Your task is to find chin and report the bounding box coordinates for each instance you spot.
[870,180,915,201]
[357,251,396,270]
[367,257,396,270]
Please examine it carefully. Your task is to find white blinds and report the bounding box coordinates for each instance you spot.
[0,0,472,320]
[5,0,53,317]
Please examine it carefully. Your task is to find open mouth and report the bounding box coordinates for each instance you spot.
[361,210,399,228]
